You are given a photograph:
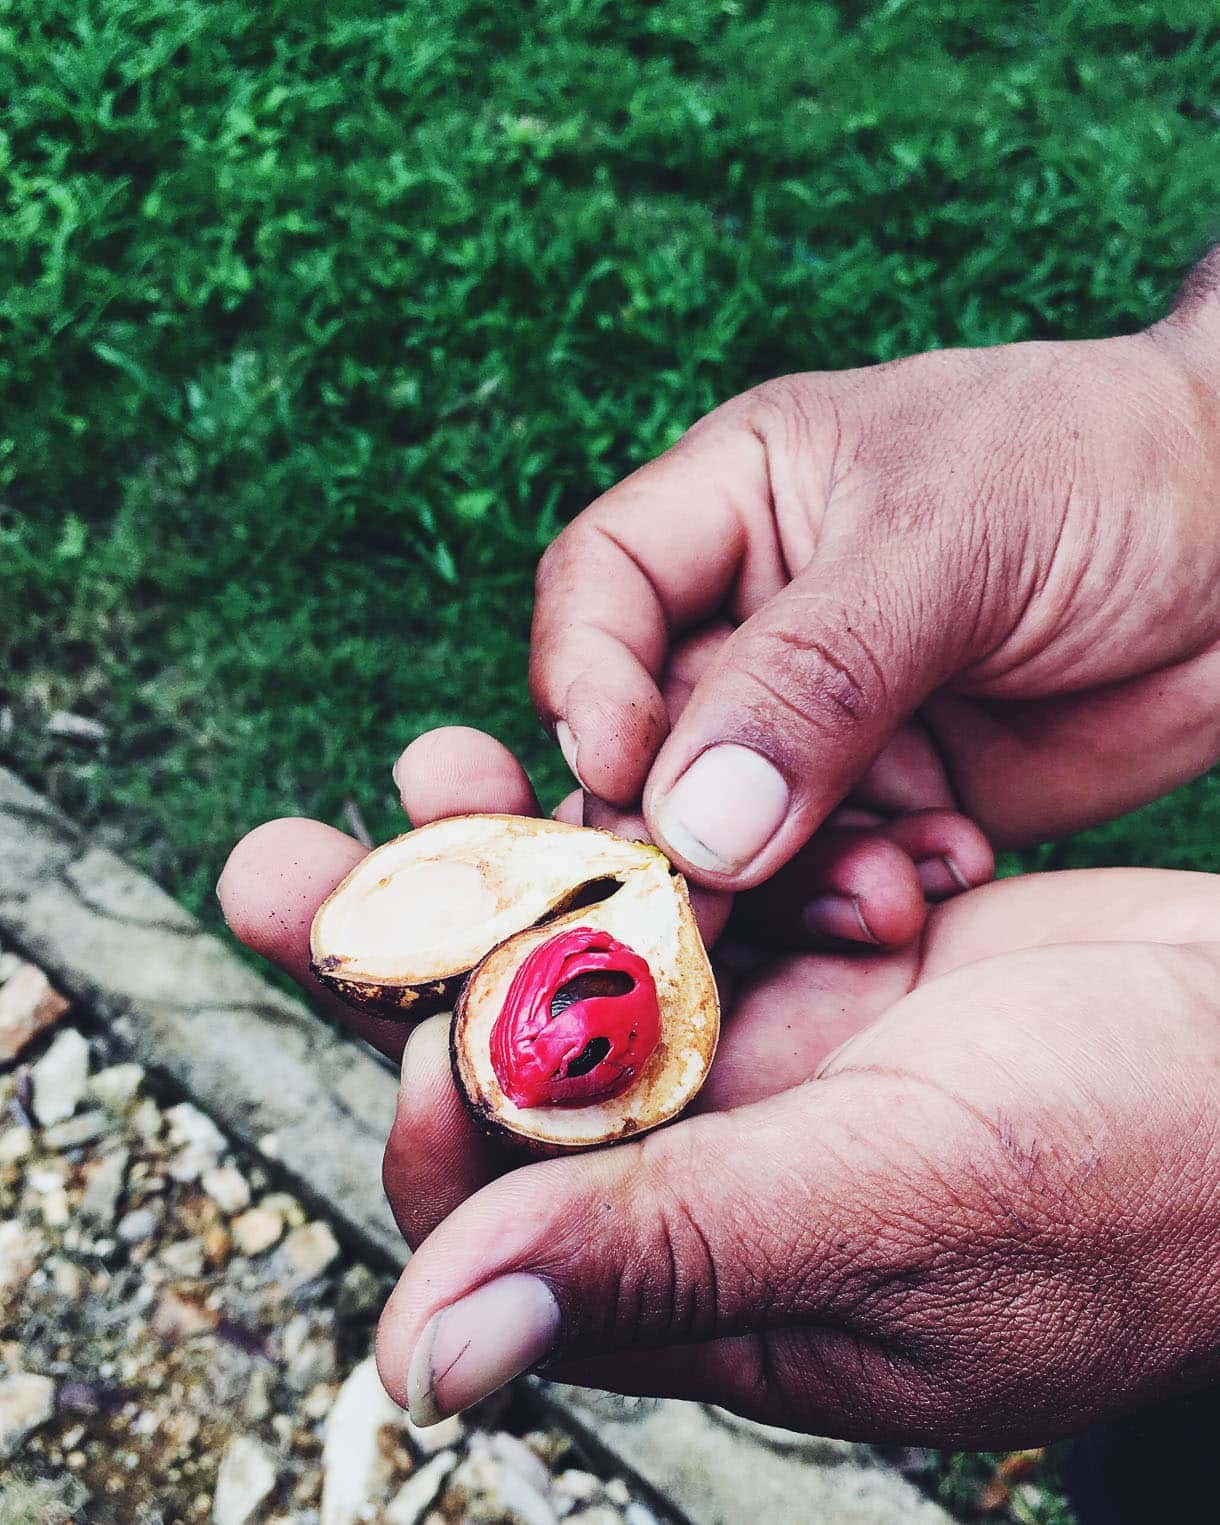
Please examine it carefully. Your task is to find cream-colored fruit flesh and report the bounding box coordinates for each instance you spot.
[311,815,660,987]
[454,857,718,1148]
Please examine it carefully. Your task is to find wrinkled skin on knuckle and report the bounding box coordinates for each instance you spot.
[751,618,892,738]
[533,521,584,609]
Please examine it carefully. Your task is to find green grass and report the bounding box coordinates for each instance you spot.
[3,1,1219,918]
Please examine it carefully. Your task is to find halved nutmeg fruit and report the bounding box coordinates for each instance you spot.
[310,815,719,1148]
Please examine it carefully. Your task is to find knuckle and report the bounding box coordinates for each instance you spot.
[740,616,894,745]
[631,1131,724,1340]
[533,524,580,599]
[739,373,833,442]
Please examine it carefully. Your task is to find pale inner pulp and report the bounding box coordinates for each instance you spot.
[323,859,498,979]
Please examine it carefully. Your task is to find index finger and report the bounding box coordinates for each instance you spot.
[529,411,781,804]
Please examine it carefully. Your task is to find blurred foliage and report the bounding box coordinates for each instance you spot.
[1,0,1218,921]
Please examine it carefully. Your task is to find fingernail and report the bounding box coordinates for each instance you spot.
[915,855,970,900]
[653,745,789,875]
[392,752,409,796]
[802,893,878,944]
[406,1274,560,1426]
[555,721,587,790]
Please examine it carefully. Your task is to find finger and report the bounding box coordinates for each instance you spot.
[372,1072,977,1428]
[924,639,1220,846]
[383,1014,507,1248]
[552,789,584,826]
[736,829,928,948]
[531,416,791,804]
[880,809,994,901]
[921,865,1220,981]
[543,1327,905,1438]
[850,721,955,814]
[643,524,973,889]
[217,817,411,1059]
[394,726,539,824]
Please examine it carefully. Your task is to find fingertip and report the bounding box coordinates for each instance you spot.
[813,837,926,948]
[217,817,366,958]
[552,789,585,826]
[884,810,995,900]
[394,727,538,823]
[739,829,926,949]
[559,672,671,807]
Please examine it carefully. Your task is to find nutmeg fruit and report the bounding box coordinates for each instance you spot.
[310,814,719,1148]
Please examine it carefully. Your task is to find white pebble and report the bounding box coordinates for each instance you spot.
[31,1027,90,1125]
[0,1372,56,1459]
[202,1164,250,1215]
[385,1451,459,1525]
[211,1434,277,1525]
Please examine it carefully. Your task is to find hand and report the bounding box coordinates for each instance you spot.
[217,622,994,1063]
[220,730,1220,1448]
[529,263,1220,888]
[379,860,1220,1449]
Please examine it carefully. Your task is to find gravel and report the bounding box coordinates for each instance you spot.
[0,948,675,1525]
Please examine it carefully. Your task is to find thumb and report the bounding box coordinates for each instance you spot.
[374,1072,976,1427]
[644,533,969,888]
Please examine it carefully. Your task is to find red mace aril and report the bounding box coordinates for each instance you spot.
[490,927,661,1108]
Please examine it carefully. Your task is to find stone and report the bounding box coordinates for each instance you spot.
[0,766,402,1268]
[554,1471,602,1508]
[40,1187,70,1227]
[259,1191,305,1225]
[89,1062,145,1111]
[129,1096,164,1143]
[44,1108,113,1151]
[335,1263,385,1321]
[320,1357,402,1525]
[0,963,69,1061]
[30,1028,89,1126]
[243,1366,273,1424]
[450,1433,559,1525]
[231,1207,283,1257]
[202,1164,250,1215]
[0,1221,43,1303]
[483,1431,551,1494]
[547,1386,956,1524]
[281,1315,340,1392]
[81,1146,129,1225]
[624,1504,662,1525]
[165,1102,227,1181]
[116,1207,158,1243]
[282,1221,340,1281]
[202,1225,231,1267]
[151,1290,218,1340]
[49,1259,84,1299]
[0,1371,56,1458]
[211,1434,277,1525]
[0,1124,33,1163]
[0,950,21,983]
[161,1238,206,1278]
[385,1451,459,1525]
